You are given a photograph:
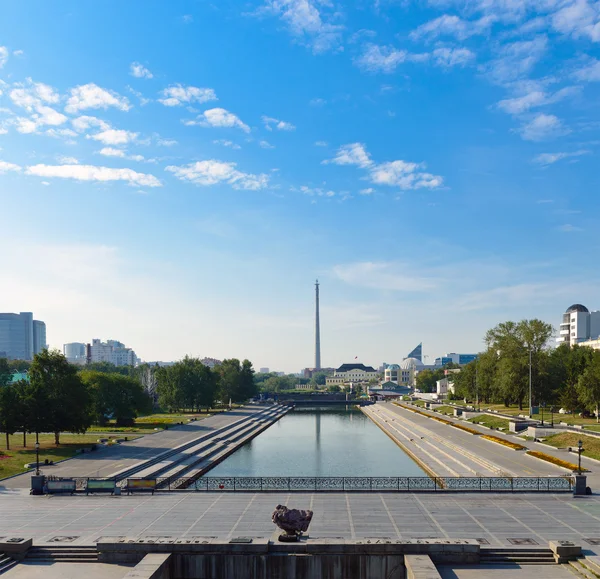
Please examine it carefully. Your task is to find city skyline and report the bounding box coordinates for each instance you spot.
[1,2,600,372]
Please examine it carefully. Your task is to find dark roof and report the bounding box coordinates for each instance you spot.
[336,363,377,373]
[566,304,589,314]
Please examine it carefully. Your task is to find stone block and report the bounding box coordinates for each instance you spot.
[549,540,581,563]
[0,537,32,558]
[122,553,172,579]
[405,554,441,579]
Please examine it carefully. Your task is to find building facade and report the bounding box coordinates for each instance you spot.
[578,338,600,351]
[64,342,87,365]
[557,304,600,346]
[89,339,138,366]
[0,312,46,360]
[325,363,378,385]
[434,353,478,366]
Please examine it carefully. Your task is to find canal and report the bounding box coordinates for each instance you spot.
[208,406,426,477]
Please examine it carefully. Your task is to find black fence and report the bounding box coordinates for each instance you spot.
[46,475,574,493]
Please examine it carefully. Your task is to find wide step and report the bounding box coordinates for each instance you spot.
[481,548,556,565]
[26,546,98,562]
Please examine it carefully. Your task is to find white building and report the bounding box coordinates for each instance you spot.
[578,337,600,351]
[90,339,138,366]
[557,304,600,346]
[259,367,270,374]
[0,312,46,360]
[384,364,412,386]
[326,363,378,385]
[64,342,87,365]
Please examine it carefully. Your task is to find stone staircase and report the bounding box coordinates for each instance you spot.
[0,553,17,575]
[565,556,600,578]
[25,545,98,563]
[480,547,556,565]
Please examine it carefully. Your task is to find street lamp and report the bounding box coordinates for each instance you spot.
[35,441,40,476]
[577,440,584,475]
[528,347,533,419]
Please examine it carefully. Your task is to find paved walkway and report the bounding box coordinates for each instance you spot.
[0,490,599,552]
[1,406,270,488]
[376,402,598,485]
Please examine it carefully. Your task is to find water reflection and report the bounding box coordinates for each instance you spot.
[209,406,425,477]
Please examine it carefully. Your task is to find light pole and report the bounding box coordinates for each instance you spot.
[577,440,584,475]
[528,347,533,419]
[35,439,40,476]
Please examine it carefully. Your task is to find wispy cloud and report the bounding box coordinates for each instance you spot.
[410,14,495,41]
[0,46,8,68]
[432,47,475,68]
[0,160,21,173]
[324,142,443,190]
[533,149,591,165]
[497,86,580,115]
[259,140,275,149]
[355,44,427,73]
[262,115,296,131]
[572,56,600,82]
[130,62,153,79]
[98,147,145,162]
[87,129,138,146]
[213,139,241,149]
[558,223,583,232]
[166,160,269,190]
[333,261,438,291]
[25,164,161,187]
[518,113,570,141]
[158,84,217,107]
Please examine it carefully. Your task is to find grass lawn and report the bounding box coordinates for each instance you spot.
[434,405,457,416]
[411,400,427,408]
[0,433,137,480]
[483,404,600,428]
[468,415,511,430]
[541,432,600,462]
[87,410,224,434]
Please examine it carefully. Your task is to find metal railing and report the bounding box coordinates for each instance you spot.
[49,475,574,493]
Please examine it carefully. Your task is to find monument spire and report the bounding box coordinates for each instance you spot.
[315,279,321,370]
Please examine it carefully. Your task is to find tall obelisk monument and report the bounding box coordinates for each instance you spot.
[315,279,321,370]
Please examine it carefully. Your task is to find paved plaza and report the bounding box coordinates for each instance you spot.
[0,489,599,552]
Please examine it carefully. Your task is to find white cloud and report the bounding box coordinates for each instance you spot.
[13,49,24,57]
[558,223,583,232]
[260,0,344,54]
[533,149,591,164]
[99,147,145,162]
[262,116,296,131]
[57,155,79,165]
[45,128,78,140]
[166,160,269,190]
[297,185,336,197]
[185,108,250,133]
[88,129,138,145]
[0,46,8,68]
[325,142,443,190]
[259,140,275,149]
[573,57,600,81]
[71,115,111,133]
[410,14,495,41]
[156,137,178,147]
[333,261,437,292]
[9,81,67,134]
[309,98,327,106]
[518,113,570,141]
[158,84,217,107]
[315,140,328,146]
[355,43,429,73]
[25,164,161,187]
[213,139,241,149]
[360,187,375,195]
[497,85,580,114]
[127,86,151,106]
[0,160,21,173]
[484,36,548,85]
[65,83,131,114]
[324,142,373,168]
[130,62,153,79]
[432,47,476,67]
[551,0,600,42]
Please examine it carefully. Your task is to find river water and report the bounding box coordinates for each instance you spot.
[208,406,426,477]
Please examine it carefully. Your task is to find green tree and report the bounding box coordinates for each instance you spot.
[8,359,31,372]
[0,358,12,387]
[81,371,152,426]
[28,350,92,444]
[578,352,600,423]
[415,369,444,393]
[310,371,328,387]
[12,379,31,447]
[0,384,20,449]
[218,359,257,404]
[327,384,341,393]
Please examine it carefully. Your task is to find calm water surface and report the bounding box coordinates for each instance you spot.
[209,406,426,477]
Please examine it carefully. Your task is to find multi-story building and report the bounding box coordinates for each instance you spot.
[64,342,87,365]
[89,339,138,366]
[326,363,378,385]
[557,304,600,346]
[259,367,270,374]
[434,353,478,366]
[578,337,600,351]
[0,312,46,360]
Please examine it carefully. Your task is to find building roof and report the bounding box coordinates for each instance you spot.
[400,357,424,370]
[336,363,377,373]
[566,304,589,314]
[386,364,401,370]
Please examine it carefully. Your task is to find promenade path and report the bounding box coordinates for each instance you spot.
[1,405,271,489]
[0,489,598,551]
[367,402,599,486]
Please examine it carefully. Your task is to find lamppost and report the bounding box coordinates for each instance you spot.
[577,440,584,475]
[528,347,533,419]
[35,440,40,476]
[541,402,545,427]
[551,406,554,427]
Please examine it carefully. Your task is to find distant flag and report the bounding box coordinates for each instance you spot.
[354,356,358,359]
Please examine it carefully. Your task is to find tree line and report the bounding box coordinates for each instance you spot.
[448,319,600,421]
[0,351,258,449]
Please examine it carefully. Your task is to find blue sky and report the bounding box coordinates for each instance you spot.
[1,0,599,372]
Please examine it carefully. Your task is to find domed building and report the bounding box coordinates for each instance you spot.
[558,304,600,347]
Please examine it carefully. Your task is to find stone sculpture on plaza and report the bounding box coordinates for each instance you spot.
[272,504,313,542]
